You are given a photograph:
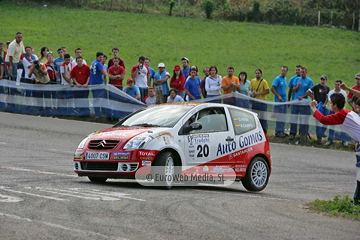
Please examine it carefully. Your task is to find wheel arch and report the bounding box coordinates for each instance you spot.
[250,153,271,174]
[154,148,182,167]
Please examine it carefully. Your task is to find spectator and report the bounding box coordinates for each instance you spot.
[271,66,288,138]
[45,52,58,84]
[346,73,360,110]
[28,60,49,84]
[60,54,73,86]
[325,80,348,146]
[71,48,87,66]
[108,57,125,90]
[181,57,190,79]
[3,41,11,79]
[5,32,25,80]
[143,87,156,105]
[123,78,140,100]
[90,52,107,117]
[61,46,73,62]
[0,43,5,79]
[222,66,240,105]
[39,46,49,64]
[108,47,125,69]
[307,75,330,144]
[71,56,90,115]
[289,66,314,144]
[131,56,150,101]
[200,67,210,98]
[310,93,360,206]
[288,65,302,101]
[170,65,186,99]
[101,54,108,83]
[238,71,250,108]
[144,57,155,87]
[249,68,270,133]
[184,67,201,101]
[167,89,184,103]
[22,46,36,83]
[54,48,64,81]
[205,65,222,103]
[154,63,170,103]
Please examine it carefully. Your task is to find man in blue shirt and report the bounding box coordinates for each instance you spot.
[184,68,201,101]
[181,57,190,79]
[90,52,107,117]
[271,66,288,138]
[287,65,301,101]
[144,58,155,86]
[123,78,141,100]
[289,66,314,144]
[154,63,170,103]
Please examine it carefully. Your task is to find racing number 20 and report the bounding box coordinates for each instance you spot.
[197,144,209,157]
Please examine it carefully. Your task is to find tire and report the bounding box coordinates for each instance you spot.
[242,157,269,192]
[88,176,108,183]
[152,151,175,189]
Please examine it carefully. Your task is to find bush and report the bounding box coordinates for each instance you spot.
[202,0,215,19]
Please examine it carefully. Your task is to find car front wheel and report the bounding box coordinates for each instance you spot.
[242,157,269,192]
[152,151,175,189]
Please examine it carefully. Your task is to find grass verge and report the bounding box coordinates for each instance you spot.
[307,195,360,220]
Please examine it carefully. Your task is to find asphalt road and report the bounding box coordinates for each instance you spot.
[0,112,359,240]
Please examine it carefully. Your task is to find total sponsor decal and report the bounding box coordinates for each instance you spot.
[114,152,130,160]
[137,151,157,157]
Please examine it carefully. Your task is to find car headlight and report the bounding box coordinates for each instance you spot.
[123,136,153,149]
[77,137,89,149]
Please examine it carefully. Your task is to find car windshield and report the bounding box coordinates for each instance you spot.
[116,104,196,128]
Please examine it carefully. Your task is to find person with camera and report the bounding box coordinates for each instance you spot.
[131,56,150,102]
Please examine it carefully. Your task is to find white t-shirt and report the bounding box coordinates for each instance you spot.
[60,62,73,85]
[71,59,87,67]
[135,66,149,88]
[167,95,184,103]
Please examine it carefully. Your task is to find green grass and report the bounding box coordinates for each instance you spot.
[2,1,359,92]
[307,195,360,220]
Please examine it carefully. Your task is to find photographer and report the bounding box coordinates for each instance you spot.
[28,60,49,84]
[131,56,150,101]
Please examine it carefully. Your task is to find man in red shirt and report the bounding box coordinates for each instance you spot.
[347,73,360,110]
[71,56,90,115]
[310,93,360,206]
[108,57,125,90]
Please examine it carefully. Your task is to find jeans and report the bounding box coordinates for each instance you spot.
[290,105,310,135]
[273,104,287,133]
[252,101,267,132]
[315,107,328,139]
[139,87,148,102]
[177,91,185,100]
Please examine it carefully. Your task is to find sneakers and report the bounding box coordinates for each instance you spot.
[342,141,348,147]
[325,140,333,146]
[289,134,295,140]
[275,132,286,138]
[353,199,359,207]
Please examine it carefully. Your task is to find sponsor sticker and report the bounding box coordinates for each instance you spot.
[142,161,152,166]
[140,156,154,160]
[137,151,157,157]
[156,132,174,139]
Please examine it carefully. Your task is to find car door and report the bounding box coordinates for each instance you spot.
[179,107,236,167]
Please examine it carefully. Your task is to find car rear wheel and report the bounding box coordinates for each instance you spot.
[242,157,269,192]
[152,151,175,189]
[88,176,108,183]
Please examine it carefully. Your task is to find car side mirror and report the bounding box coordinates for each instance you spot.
[184,122,202,133]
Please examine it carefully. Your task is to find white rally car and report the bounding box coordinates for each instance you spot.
[74,102,272,191]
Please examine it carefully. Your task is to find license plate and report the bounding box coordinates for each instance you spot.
[86,152,110,160]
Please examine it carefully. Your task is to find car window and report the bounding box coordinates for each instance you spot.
[228,108,256,135]
[190,107,228,133]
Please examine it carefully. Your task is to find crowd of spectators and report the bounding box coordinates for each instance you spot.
[1,32,360,145]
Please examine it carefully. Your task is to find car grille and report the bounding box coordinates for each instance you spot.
[88,140,120,150]
[80,162,139,172]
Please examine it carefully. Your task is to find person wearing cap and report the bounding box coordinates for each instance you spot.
[326,80,348,146]
[181,57,190,79]
[131,56,150,101]
[5,32,25,80]
[123,78,140,100]
[154,63,170,103]
[170,65,186,99]
[306,74,330,144]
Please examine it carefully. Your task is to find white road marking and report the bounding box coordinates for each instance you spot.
[0,142,6,145]
[0,167,76,177]
[0,212,127,240]
[0,194,24,203]
[36,187,146,202]
[0,186,68,201]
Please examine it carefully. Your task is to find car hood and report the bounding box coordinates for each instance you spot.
[89,127,172,141]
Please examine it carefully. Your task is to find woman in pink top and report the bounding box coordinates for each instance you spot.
[170,65,186,99]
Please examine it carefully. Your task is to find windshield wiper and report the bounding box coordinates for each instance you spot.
[132,123,161,127]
